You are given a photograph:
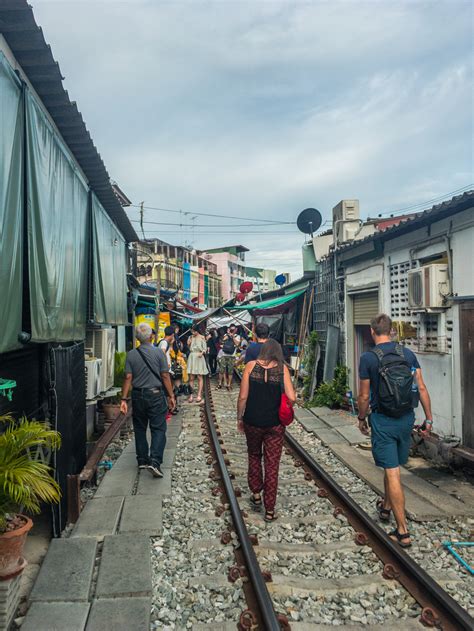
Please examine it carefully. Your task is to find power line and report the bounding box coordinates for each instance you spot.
[130,219,293,228]
[374,184,473,217]
[128,203,294,225]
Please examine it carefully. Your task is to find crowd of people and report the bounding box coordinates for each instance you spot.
[121,313,433,547]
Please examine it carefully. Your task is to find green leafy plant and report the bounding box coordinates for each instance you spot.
[114,352,127,389]
[310,365,348,409]
[302,331,320,399]
[0,415,61,533]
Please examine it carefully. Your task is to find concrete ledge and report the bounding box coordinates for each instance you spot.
[22,602,90,631]
[96,534,151,598]
[29,538,97,603]
[72,496,124,538]
[119,495,163,535]
[86,597,151,630]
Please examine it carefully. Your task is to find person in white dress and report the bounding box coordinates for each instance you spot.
[187,326,208,403]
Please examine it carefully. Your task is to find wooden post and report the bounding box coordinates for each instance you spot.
[67,474,80,525]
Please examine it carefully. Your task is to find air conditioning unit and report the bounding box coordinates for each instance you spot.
[85,359,102,400]
[408,264,449,310]
[85,328,116,393]
[333,200,360,245]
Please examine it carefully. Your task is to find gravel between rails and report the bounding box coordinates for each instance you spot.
[150,402,247,630]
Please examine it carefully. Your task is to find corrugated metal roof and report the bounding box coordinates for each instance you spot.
[337,190,474,255]
[0,0,138,242]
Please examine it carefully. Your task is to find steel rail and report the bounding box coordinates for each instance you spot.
[285,430,474,631]
[203,377,282,631]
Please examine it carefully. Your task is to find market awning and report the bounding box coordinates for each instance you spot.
[232,289,306,313]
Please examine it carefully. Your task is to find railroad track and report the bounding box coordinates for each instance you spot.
[201,375,474,631]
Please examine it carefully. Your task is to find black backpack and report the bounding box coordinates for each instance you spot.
[371,344,413,418]
[222,334,236,355]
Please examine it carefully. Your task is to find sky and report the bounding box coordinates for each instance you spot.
[31,0,473,278]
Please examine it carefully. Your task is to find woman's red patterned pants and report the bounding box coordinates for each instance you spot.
[244,423,285,512]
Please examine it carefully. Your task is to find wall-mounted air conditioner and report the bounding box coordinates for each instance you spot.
[333,200,361,245]
[85,359,102,400]
[407,264,449,310]
[85,328,116,393]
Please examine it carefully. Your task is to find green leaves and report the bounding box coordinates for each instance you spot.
[0,415,61,532]
[310,365,348,409]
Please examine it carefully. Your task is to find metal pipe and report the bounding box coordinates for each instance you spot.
[203,378,281,631]
[285,431,474,631]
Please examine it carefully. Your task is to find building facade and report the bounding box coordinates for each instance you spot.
[136,240,223,308]
[312,193,474,454]
[202,245,249,300]
[0,2,137,532]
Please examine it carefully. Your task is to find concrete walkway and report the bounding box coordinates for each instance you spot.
[21,417,182,631]
[295,407,474,521]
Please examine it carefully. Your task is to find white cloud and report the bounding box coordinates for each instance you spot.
[30,0,473,277]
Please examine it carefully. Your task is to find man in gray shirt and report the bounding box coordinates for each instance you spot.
[120,323,176,477]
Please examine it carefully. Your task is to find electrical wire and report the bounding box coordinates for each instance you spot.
[374,184,473,217]
[128,203,294,224]
[130,219,294,228]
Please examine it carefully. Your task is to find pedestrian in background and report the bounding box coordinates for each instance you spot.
[217,324,240,390]
[187,325,208,403]
[237,339,296,522]
[357,313,433,547]
[206,328,219,376]
[120,323,176,478]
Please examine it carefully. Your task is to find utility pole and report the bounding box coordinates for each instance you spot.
[155,261,162,342]
[139,201,145,240]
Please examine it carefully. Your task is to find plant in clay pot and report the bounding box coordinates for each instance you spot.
[0,414,61,579]
[102,352,127,421]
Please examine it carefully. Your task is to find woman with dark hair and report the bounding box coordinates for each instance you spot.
[206,329,219,376]
[237,339,296,522]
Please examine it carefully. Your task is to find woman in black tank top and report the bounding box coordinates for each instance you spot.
[237,339,296,521]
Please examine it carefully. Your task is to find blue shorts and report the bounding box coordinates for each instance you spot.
[370,411,415,469]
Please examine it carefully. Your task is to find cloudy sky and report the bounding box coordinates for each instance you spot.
[32,0,473,277]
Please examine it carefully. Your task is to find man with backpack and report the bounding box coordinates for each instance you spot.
[357,313,433,548]
[217,325,240,390]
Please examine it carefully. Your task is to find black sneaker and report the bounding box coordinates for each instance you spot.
[148,464,163,478]
[138,464,149,471]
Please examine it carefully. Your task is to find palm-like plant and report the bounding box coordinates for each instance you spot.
[0,414,61,533]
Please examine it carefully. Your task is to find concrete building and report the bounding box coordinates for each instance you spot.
[136,240,222,308]
[244,266,279,294]
[202,245,249,300]
[312,192,474,457]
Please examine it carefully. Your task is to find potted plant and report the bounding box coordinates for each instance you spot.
[0,414,61,579]
[102,352,127,421]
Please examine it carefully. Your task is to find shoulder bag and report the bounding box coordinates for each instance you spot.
[278,368,294,426]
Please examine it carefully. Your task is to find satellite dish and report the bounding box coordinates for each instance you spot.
[275,274,286,286]
[297,208,322,237]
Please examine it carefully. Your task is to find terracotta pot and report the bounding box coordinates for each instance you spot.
[102,403,121,421]
[0,515,33,580]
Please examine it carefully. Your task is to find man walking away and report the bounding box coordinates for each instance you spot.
[244,322,270,363]
[121,323,176,478]
[357,314,433,547]
[217,325,240,390]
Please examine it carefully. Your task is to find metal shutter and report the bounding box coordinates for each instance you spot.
[353,292,379,325]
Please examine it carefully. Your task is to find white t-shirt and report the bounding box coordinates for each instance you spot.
[158,339,172,369]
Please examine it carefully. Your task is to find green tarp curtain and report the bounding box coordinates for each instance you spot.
[232,289,306,311]
[26,92,89,341]
[91,194,128,325]
[0,55,23,354]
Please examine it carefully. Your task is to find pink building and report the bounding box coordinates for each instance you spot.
[201,245,248,300]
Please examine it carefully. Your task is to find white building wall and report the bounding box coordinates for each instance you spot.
[343,207,474,440]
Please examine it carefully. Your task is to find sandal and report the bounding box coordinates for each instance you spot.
[216,384,222,390]
[196,397,203,404]
[250,493,262,509]
[188,395,194,403]
[376,497,391,522]
[264,511,277,522]
[389,529,412,548]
